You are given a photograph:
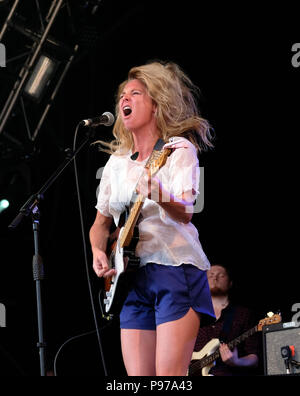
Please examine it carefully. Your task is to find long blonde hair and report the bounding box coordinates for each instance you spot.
[97,61,213,155]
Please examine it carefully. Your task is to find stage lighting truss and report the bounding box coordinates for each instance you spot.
[0,0,79,146]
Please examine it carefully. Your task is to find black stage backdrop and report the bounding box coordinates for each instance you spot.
[0,1,297,376]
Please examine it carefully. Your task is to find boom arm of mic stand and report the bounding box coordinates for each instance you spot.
[8,129,93,230]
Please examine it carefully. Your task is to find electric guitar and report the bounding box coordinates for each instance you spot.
[188,313,281,376]
[102,139,172,316]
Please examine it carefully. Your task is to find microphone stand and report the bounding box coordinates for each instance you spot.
[8,126,95,376]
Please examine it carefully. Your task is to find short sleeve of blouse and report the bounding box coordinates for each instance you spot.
[168,137,200,199]
[95,156,113,218]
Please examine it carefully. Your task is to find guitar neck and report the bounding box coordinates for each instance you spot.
[227,325,258,351]
[120,194,144,247]
[119,142,171,248]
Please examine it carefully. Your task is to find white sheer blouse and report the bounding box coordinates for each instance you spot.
[95,137,210,271]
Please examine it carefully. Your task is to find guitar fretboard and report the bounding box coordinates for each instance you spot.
[120,194,144,247]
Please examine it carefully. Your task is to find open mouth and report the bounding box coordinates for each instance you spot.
[123,105,132,116]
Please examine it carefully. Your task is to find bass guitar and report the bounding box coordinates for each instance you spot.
[188,313,281,376]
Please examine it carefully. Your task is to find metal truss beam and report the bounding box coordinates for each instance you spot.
[0,0,65,137]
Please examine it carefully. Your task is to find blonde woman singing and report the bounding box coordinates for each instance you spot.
[89,61,215,376]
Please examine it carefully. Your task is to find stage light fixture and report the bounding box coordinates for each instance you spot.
[24,54,59,102]
[0,199,10,213]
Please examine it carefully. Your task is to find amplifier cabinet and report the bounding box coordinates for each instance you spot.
[263,322,300,376]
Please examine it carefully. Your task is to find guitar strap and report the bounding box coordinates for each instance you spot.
[219,305,236,343]
[130,138,166,209]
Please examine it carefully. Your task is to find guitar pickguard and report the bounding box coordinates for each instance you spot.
[188,338,219,376]
[104,226,140,315]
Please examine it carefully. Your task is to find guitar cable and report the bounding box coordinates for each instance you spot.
[52,124,108,376]
[52,323,111,376]
[73,124,109,375]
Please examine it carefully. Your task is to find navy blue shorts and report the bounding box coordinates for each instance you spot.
[120,263,215,330]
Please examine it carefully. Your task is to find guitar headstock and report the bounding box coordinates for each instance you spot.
[257,313,282,331]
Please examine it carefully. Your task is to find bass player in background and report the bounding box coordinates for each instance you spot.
[193,264,260,376]
[89,60,216,375]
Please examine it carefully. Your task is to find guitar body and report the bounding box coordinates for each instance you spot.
[188,339,220,376]
[104,222,140,315]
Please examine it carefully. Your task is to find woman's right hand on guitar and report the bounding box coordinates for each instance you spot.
[92,248,116,278]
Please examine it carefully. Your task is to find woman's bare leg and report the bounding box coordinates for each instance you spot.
[156,308,200,376]
[121,329,156,376]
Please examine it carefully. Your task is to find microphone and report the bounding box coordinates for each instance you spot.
[281,345,295,374]
[80,112,115,127]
